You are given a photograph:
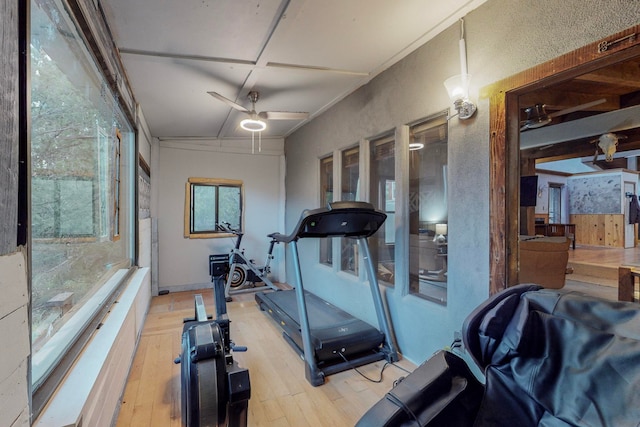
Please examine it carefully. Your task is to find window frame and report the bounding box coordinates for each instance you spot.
[407,111,449,303]
[183,177,244,239]
[340,145,361,275]
[28,0,136,416]
[112,129,122,241]
[548,183,563,224]
[319,155,334,265]
[369,132,396,286]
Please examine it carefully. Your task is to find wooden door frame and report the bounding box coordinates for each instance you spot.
[486,25,640,295]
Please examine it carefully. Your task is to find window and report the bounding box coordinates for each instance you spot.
[340,146,360,274]
[184,178,243,238]
[319,155,334,265]
[408,112,448,303]
[30,0,134,414]
[139,155,151,220]
[548,183,562,223]
[369,134,395,285]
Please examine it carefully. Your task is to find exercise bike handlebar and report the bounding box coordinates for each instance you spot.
[217,222,242,236]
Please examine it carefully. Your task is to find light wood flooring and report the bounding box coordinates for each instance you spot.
[115,245,640,426]
[115,288,416,427]
[568,243,640,273]
[563,243,640,300]
[567,243,640,286]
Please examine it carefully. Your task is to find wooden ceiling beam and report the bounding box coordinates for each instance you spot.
[574,60,640,88]
[518,89,620,112]
[521,127,640,161]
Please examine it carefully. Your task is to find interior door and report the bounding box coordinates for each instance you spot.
[624,181,636,248]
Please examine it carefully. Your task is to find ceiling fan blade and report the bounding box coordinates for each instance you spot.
[207,91,249,113]
[547,98,607,118]
[258,111,310,120]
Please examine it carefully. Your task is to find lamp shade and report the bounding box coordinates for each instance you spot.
[435,223,448,235]
[444,74,471,101]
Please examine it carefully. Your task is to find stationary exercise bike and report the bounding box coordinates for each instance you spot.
[213,222,279,301]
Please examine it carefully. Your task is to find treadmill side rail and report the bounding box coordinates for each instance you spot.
[359,236,399,362]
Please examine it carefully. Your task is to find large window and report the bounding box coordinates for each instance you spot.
[408,113,448,303]
[341,146,360,274]
[369,134,395,285]
[30,0,134,413]
[184,178,243,238]
[319,155,334,265]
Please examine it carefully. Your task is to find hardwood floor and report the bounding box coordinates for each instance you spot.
[115,288,416,427]
[568,244,640,270]
[115,245,640,426]
[567,243,640,287]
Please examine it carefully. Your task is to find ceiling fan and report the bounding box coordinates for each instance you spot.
[208,90,310,132]
[520,98,607,131]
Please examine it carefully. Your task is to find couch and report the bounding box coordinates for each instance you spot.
[519,236,570,288]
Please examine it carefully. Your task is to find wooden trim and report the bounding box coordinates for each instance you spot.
[183,182,191,238]
[138,154,150,177]
[618,266,637,302]
[183,178,244,238]
[187,177,243,186]
[1,0,20,254]
[486,25,640,295]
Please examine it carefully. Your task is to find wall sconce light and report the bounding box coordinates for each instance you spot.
[444,18,476,120]
[444,74,476,120]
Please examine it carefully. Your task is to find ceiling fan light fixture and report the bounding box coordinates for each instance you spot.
[240,118,266,132]
[521,104,552,130]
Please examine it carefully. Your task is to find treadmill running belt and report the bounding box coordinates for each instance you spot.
[256,289,384,362]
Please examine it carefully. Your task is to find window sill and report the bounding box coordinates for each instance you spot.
[33,267,150,427]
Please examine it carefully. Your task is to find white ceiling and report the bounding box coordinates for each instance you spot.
[99,0,487,139]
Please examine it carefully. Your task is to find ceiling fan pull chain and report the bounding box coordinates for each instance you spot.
[598,32,636,53]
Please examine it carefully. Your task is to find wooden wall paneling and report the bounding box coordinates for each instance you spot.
[0,0,19,255]
[489,90,507,292]
[596,215,606,245]
[605,214,623,247]
[570,214,625,247]
[604,214,614,246]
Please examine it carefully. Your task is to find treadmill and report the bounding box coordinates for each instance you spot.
[255,201,399,386]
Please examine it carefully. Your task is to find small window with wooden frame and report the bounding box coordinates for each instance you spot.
[184,178,243,238]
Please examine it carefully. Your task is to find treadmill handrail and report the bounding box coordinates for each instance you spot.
[269,201,386,243]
